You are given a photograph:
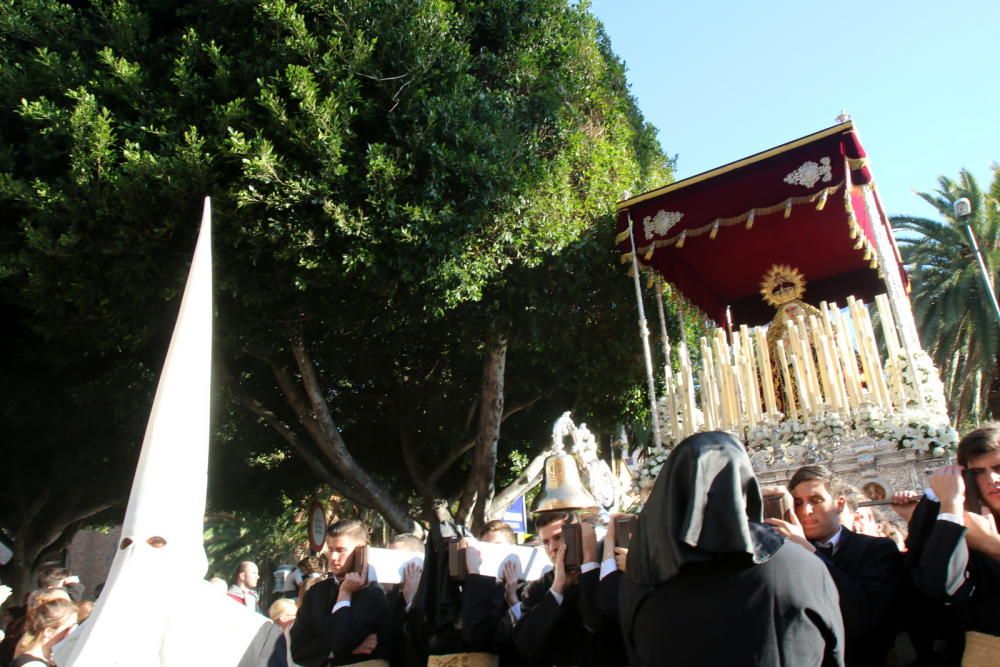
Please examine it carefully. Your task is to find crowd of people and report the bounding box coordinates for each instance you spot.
[234,423,1000,667]
[0,568,93,667]
[0,424,997,666]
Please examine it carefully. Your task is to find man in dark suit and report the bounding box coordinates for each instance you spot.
[382,534,424,667]
[458,521,522,664]
[511,511,622,667]
[291,519,388,666]
[911,425,1000,664]
[766,465,903,667]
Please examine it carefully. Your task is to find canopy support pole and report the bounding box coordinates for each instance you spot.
[627,213,663,450]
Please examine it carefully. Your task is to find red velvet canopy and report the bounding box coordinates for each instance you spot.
[616,121,908,327]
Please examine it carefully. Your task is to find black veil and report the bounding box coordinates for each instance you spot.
[626,430,782,585]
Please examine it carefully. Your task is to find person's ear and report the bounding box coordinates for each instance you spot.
[835,495,847,513]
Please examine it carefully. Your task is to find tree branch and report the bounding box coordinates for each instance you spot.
[221,369,370,507]
[287,337,421,536]
[487,449,548,522]
[399,427,439,500]
[427,439,476,484]
[434,389,536,501]
[463,393,479,433]
[500,394,543,424]
[27,495,120,569]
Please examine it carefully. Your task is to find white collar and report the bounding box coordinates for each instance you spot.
[814,525,844,551]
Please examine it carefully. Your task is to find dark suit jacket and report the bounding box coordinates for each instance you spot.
[815,527,902,667]
[384,587,423,667]
[290,577,389,666]
[900,497,965,665]
[912,502,1000,638]
[512,568,623,667]
[460,573,528,665]
[238,622,285,667]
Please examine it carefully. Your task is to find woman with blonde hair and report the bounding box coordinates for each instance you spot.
[12,597,77,666]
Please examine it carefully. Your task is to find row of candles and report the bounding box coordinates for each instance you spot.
[660,294,919,441]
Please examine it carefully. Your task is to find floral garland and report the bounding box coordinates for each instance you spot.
[885,409,958,456]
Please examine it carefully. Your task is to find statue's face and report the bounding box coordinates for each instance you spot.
[780,302,804,321]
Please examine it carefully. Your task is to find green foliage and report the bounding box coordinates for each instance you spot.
[891,168,1000,424]
[204,487,392,580]
[0,0,672,532]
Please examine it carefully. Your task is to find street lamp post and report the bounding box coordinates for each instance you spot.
[954,197,1000,326]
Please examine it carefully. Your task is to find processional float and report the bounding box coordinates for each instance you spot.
[616,120,956,499]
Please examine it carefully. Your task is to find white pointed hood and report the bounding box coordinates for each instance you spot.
[59,199,265,666]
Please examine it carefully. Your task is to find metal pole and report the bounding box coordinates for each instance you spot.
[626,213,663,450]
[963,221,1000,325]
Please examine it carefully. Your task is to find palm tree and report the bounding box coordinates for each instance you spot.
[891,168,1000,426]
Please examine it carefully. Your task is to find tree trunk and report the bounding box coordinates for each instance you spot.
[989,355,1000,421]
[0,494,118,604]
[457,333,508,533]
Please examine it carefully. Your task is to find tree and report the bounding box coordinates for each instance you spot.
[0,0,672,597]
[891,168,1000,424]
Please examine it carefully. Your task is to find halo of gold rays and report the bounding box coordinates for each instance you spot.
[760,264,807,308]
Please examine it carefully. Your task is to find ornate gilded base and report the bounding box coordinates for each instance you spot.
[754,438,945,501]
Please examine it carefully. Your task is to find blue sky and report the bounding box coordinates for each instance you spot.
[588,1,1000,218]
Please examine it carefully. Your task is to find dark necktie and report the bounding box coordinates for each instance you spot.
[815,544,834,559]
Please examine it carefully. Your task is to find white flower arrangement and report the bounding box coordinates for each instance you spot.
[851,402,894,441]
[634,444,671,494]
[885,350,948,414]
[655,394,704,447]
[886,409,959,456]
[809,410,847,445]
[746,413,784,454]
[778,417,809,446]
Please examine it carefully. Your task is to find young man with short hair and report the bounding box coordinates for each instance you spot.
[478,520,516,546]
[455,520,521,665]
[765,465,902,667]
[511,511,622,666]
[913,424,1000,661]
[291,519,388,666]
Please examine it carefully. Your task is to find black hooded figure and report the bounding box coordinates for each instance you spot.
[619,431,845,666]
[405,500,474,660]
